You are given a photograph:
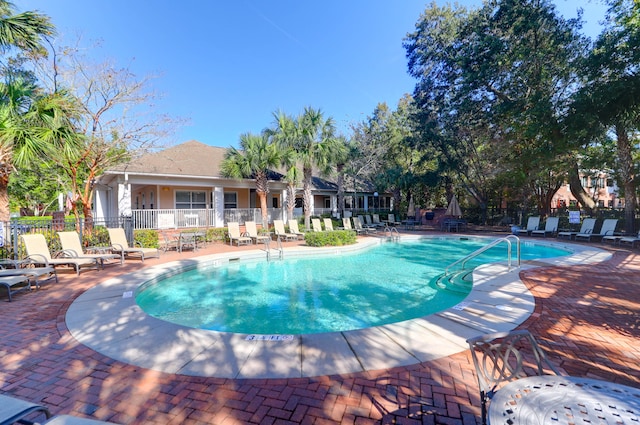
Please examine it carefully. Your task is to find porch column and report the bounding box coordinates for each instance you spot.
[117,182,132,216]
[213,187,224,227]
[330,195,338,218]
[364,195,369,211]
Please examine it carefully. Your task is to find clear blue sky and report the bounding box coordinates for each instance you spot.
[24,1,607,148]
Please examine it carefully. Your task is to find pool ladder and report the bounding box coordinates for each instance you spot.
[384,226,401,242]
[443,235,521,279]
[264,236,284,261]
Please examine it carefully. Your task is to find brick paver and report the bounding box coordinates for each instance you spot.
[1,234,639,424]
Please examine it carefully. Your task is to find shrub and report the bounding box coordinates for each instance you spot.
[206,227,228,243]
[135,229,159,248]
[304,230,356,247]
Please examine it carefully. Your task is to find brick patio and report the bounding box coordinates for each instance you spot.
[1,234,639,424]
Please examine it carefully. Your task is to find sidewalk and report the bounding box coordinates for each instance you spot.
[1,235,639,424]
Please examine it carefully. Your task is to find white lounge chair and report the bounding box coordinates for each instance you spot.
[323,218,334,231]
[343,217,364,235]
[0,263,58,301]
[618,230,640,248]
[273,220,297,241]
[107,228,159,262]
[227,222,251,246]
[353,216,376,234]
[287,220,305,240]
[518,216,540,236]
[575,219,618,242]
[245,221,270,244]
[58,231,122,268]
[530,217,559,238]
[558,218,597,240]
[20,234,98,275]
[311,218,323,232]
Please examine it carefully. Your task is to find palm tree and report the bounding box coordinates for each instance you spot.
[0,78,80,221]
[269,111,301,222]
[295,107,346,230]
[0,2,56,221]
[0,1,54,56]
[220,132,281,228]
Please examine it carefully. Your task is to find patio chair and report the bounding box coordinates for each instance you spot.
[360,215,380,233]
[386,214,401,227]
[287,219,305,240]
[466,330,561,425]
[530,217,559,238]
[342,217,359,234]
[245,221,270,244]
[557,218,597,240]
[274,220,297,241]
[0,263,58,301]
[227,222,251,246]
[618,230,640,248]
[159,231,180,253]
[58,231,122,268]
[353,216,376,234]
[0,393,120,425]
[107,228,160,262]
[575,218,618,242]
[372,214,386,228]
[323,218,334,231]
[311,218,323,232]
[20,234,98,276]
[518,216,540,236]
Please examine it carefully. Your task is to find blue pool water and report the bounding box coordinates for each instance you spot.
[136,238,569,334]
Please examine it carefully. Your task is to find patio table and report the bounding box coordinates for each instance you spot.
[489,375,640,425]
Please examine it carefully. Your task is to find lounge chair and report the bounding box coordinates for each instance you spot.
[358,215,378,233]
[273,219,297,241]
[372,214,385,228]
[245,221,270,244]
[343,217,364,235]
[530,217,559,238]
[311,218,323,232]
[557,218,596,240]
[386,214,401,227]
[20,234,98,275]
[575,218,618,242]
[518,216,540,236]
[618,230,640,248]
[227,222,251,246]
[0,263,58,301]
[353,216,376,234]
[287,219,305,240]
[0,393,120,425]
[323,218,334,231]
[107,228,159,262]
[58,231,122,268]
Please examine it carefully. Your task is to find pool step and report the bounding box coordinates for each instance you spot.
[434,269,473,295]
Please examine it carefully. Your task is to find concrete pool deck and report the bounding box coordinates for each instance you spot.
[64,235,611,380]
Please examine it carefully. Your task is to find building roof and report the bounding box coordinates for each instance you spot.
[111,140,228,177]
[105,140,353,192]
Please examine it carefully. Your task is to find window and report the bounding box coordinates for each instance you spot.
[223,192,237,209]
[176,191,207,209]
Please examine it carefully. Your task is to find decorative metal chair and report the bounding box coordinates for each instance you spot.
[466,330,561,425]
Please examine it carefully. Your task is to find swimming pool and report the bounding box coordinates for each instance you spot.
[136,238,569,335]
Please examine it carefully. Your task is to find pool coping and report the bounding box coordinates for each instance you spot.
[65,235,611,379]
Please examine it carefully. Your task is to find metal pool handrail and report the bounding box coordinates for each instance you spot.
[444,235,521,277]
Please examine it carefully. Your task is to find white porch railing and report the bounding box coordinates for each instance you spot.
[131,208,286,230]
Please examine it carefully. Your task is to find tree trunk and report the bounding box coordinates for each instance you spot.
[82,204,94,234]
[286,183,296,222]
[0,179,10,222]
[616,124,637,234]
[303,167,313,230]
[258,191,269,229]
[568,162,596,214]
[336,164,345,217]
